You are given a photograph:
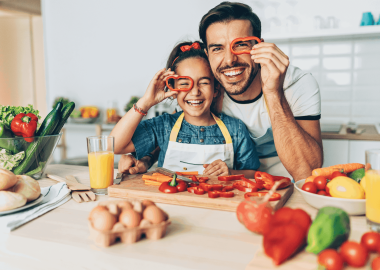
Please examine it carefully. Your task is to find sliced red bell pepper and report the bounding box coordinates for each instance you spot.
[188,183,198,187]
[187,187,205,195]
[222,185,234,192]
[233,180,259,192]
[197,177,209,183]
[211,184,223,191]
[199,183,213,192]
[244,192,281,201]
[219,191,234,198]
[191,175,198,182]
[218,174,244,181]
[208,191,220,198]
[10,113,38,142]
[254,171,291,190]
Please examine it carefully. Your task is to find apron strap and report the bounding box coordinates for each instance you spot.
[169,112,233,144]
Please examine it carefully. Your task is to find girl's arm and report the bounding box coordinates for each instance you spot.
[203,162,256,178]
[110,68,177,154]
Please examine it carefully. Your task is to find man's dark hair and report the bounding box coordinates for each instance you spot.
[199,2,261,48]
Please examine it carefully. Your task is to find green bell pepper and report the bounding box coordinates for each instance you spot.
[306,206,350,254]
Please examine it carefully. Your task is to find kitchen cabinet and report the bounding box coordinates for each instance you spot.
[349,141,380,164]
[322,139,349,167]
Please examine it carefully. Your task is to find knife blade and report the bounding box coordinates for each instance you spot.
[156,167,198,184]
[114,172,123,185]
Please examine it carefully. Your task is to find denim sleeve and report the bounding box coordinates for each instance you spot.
[234,120,260,170]
[131,115,165,160]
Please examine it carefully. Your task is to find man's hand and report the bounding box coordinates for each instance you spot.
[250,43,289,96]
[118,155,150,175]
[202,159,230,176]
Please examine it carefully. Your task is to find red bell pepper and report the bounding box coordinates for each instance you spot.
[211,184,223,191]
[230,36,262,55]
[191,175,198,182]
[244,192,281,201]
[10,113,38,142]
[233,179,259,192]
[218,174,244,181]
[187,187,205,195]
[222,185,234,192]
[263,207,312,265]
[188,183,198,187]
[158,174,187,193]
[254,171,291,190]
[220,191,234,198]
[208,191,220,198]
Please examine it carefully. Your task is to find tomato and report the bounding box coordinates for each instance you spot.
[313,176,327,190]
[339,241,369,267]
[318,249,344,270]
[302,182,317,194]
[372,257,380,270]
[326,186,330,195]
[360,231,380,253]
[331,171,347,179]
[317,190,328,196]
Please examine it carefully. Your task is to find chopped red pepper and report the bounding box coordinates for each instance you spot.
[211,184,223,191]
[187,187,205,195]
[188,183,198,187]
[208,191,220,198]
[199,183,213,192]
[10,113,38,142]
[197,177,209,183]
[222,185,234,192]
[158,174,187,193]
[218,174,244,181]
[233,180,259,192]
[219,191,234,198]
[254,171,291,190]
[191,175,198,182]
[244,192,281,201]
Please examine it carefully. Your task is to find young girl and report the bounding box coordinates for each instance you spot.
[110,41,259,177]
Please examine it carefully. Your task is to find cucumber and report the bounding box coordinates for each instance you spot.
[13,102,63,175]
[53,102,75,135]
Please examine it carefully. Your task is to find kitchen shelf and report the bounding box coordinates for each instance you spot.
[264,25,380,42]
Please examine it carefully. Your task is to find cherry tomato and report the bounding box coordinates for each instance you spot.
[360,231,380,253]
[331,171,346,179]
[326,186,330,195]
[302,182,317,194]
[372,257,380,270]
[317,190,328,196]
[339,241,369,267]
[313,176,327,190]
[318,249,344,270]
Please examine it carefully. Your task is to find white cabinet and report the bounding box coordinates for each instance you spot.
[322,139,349,167]
[349,141,380,164]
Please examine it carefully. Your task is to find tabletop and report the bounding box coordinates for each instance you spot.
[0,165,370,270]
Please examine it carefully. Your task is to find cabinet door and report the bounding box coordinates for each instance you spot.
[322,139,349,167]
[349,141,380,164]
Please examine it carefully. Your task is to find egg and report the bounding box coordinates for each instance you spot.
[117,201,133,211]
[142,199,155,208]
[91,210,117,231]
[133,201,143,213]
[143,205,166,224]
[119,209,142,228]
[88,205,108,221]
[106,203,120,216]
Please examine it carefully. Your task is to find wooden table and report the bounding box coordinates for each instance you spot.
[0,165,370,270]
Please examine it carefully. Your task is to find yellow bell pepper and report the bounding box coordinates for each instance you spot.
[327,176,365,199]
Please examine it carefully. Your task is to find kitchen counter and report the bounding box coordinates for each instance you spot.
[0,165,370,270]
[321,124,380,141]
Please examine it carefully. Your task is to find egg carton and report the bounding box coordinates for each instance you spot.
[89,199,171,247]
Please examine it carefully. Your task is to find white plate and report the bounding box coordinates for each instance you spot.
[0,194,44,216]
[295,179,366,215]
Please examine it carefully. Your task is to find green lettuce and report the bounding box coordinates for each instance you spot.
[0,105,41,129]
[0,148,25,171]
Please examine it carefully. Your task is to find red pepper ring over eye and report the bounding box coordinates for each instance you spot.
[230,36,262,55]
[165,75,194,92]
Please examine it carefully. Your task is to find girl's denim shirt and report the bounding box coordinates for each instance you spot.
[131,112,260,170]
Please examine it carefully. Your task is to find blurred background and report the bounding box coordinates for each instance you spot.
[1,0,380,167]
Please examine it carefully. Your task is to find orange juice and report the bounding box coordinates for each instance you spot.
[88,151,114,189]
[366,170,380,224]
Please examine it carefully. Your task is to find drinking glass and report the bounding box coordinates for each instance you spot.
[365,149,380,232]
[86,136,114,195]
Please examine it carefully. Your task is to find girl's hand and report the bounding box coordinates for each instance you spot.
[138,68,178,111]
[203,159,230,176]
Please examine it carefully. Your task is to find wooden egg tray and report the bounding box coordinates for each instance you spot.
[89,200,171,247]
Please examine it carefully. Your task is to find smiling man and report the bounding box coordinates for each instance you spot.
[118,2,323,181]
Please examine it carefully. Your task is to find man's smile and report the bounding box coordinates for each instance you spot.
[221,68,246,82]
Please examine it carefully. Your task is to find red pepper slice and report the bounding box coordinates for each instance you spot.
[222,185,234,192]
[233,180,259,192]
[199,183,213,192]
[255,171,291,190]
[197,177,209,183]
[244,192,282,201]
[230,36,262,55]
[218,174,244,181]
[220,191,234,198]
[191,175,198,182]
[188,183,198,187]
[187,187,205,195]
[208,191,220,198]
[176,180,187,192]
[165,76,194,92]
[211,184,223,191]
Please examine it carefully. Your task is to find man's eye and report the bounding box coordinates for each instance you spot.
[212,47,221,52]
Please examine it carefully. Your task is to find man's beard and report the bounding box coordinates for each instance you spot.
[216,62,258,96]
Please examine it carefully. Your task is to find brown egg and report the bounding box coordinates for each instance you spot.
[88,205,108,220]
[142,199,155,207]
[91,210,117,231]
[119,209,141,228]
[117,201,133,212]
[143,205,166,224]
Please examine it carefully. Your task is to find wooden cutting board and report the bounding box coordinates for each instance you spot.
[108,172,294,212]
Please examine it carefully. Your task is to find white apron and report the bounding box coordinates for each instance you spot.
[162,113,234,174]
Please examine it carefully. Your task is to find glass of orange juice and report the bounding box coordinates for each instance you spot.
[86,136,114,195]
[365,149,380,232]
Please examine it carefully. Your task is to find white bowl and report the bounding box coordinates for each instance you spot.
[295,179,365,215]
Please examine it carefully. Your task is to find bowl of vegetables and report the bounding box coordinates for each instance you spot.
[0,102,75,179]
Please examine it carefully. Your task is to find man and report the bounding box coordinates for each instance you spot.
[119,2,323,181]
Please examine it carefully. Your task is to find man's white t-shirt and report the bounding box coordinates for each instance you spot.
[221,65,321,159]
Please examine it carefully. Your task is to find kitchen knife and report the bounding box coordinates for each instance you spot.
[114,173,123,185]
[156,167,198,184]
